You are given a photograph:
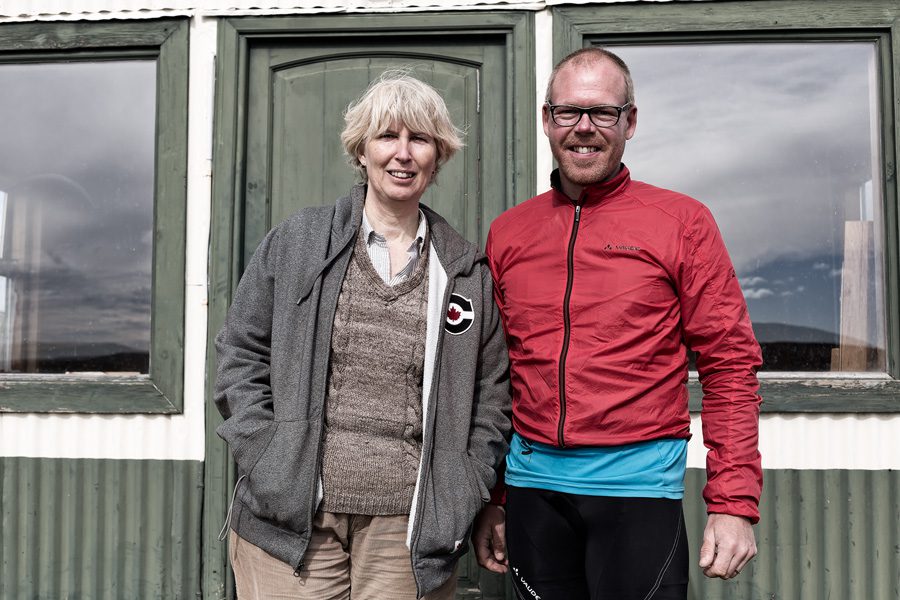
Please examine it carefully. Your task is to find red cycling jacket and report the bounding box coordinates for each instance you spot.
[486,165,763,523]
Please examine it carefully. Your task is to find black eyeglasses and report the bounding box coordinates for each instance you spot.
[545,102,632,128]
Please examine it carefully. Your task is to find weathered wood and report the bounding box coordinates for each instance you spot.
[0,19,181,54]
[0,18,189,414]
[0,378,177,413]
[204,19,244,600]
[555,0,900,35]
[838,221,873,371]
[245,39,506,249]
[152,17,189,414]
[688,377,900,413]
[206,14,536,600]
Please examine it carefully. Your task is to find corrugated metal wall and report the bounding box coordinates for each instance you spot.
[2,462,897,599]
[684,469,900,600]
[457,469,900,600]
[0,457,203,600]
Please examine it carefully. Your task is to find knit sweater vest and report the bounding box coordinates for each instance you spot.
[320,229,429,515]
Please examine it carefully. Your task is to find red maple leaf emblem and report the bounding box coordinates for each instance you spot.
[447,306,462,321]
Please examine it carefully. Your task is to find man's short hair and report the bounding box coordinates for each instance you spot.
[545,47,635,106]
[341,69,464,182]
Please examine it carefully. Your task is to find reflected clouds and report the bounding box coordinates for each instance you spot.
[612,42,885,369]
[0,60,155,371]
[617,43,878,273]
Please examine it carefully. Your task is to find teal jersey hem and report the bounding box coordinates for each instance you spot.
[505,432,687,499]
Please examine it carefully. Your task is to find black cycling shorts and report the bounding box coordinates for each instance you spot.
[505,486,689,600]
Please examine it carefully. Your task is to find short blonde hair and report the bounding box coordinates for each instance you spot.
[341,70,464,181]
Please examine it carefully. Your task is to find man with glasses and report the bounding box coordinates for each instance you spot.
[473,47,763,599]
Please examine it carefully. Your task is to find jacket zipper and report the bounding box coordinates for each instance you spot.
[295,232,356,577]
[296,376,325,578]
[295,419,318,575]
[409,281,453,598]
[557,201,583,447]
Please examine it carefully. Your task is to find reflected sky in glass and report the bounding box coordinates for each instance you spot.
[0,60,155,372]
[611,43,885,370]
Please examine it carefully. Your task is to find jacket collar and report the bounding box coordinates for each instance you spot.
[335,183,479,277]
[298,183,481,305]
[550,163,632,206]
[295,185,366,305]
[420,203,480,276]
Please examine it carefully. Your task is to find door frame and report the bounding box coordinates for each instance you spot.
[203,13,535,598]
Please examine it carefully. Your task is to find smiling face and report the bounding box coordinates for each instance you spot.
[543,58,638,200]
[359,123,438,208]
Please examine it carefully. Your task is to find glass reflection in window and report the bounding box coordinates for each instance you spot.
[0,60,155,374]
[612,43,886,372]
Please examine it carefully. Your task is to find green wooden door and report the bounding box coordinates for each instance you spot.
[230,35,514,600]
[207,15,534,599]
[242,40,508,263]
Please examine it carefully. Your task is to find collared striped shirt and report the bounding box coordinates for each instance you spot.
[361,208,428,286]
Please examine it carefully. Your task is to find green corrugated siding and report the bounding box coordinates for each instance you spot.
[684,469,900,600]
[2,461,897,599]
[461,469,900,600]
[0,457,203,600]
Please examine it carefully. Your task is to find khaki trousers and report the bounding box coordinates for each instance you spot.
[229,511,458,599]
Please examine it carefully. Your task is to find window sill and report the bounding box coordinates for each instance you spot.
[0,375,179,414]
[687,376,900,413]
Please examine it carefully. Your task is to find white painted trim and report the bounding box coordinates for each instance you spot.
[1,0,705,23]
[0,1,546,23]
[0,17,218,462]
[688,414,900,470]
[3,3,900,473]
[534,8,554,196]
[544,0,687,3]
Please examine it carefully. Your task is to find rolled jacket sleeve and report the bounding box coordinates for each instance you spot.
[676,206,763,523]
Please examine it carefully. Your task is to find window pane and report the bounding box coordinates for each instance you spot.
[612,43,886,372]
[0,60,155,374]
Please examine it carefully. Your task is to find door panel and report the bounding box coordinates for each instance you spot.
[240,36,510,597]
[243,40,506,265]
[207,15,534,600]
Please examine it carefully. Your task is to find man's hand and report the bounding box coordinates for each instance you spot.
[472,504,508,573]
[698,513,757,579]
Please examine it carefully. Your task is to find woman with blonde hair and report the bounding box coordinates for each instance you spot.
[215,71,511,599]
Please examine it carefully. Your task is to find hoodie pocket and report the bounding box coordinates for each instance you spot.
[225,421,277,475]
[415,448,486,560]
[241,419,319,535]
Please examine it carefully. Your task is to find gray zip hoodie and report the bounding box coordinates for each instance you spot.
[215,185,511,597]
